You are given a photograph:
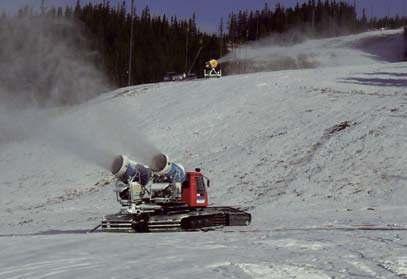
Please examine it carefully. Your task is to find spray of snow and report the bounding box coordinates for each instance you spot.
[0,16,109,107]
[0,16,159,170]
[44,100,161,170]
[220,29,405,74]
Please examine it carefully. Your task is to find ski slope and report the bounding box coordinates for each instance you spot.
[0,30,407,278]
[221,29,405,73]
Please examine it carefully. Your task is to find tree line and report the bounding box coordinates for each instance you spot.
[66,1,223,86]
[1,0,406,89]
[2,1,223,87]
[224,0,407,45]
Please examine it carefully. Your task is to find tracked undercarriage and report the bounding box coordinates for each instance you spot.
[102,206,251,233]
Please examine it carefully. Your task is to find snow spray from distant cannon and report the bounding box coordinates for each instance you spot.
[218,30,321,74]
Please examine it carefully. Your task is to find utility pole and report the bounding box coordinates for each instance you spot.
[219,17,224,57]
[312,6,315,30]
[39,0,47,75]
[128,0,135,87]
[256,16,259,40]
[185,25,189,74]
[40,0,46,15]
[188,40,203,75]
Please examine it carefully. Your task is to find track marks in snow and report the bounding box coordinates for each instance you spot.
[380,257,407,277]
[289,121,353,167]
[210,262,330,279]
[238,263,330,279]
[1,229,406,279]
[15,177,112,213]
[306,86,405,98]
[254,238,328,251]
[0,257,99,279]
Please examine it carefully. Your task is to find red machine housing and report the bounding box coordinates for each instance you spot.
[181,170,208,207]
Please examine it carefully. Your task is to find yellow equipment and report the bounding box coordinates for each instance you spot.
[204,59,222,78]
[209,59,219,69]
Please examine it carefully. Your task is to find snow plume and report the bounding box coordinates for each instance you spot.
[219,29,405,75]
[0,98,160,170]
[0,94,160,171]
[0,16,109,107]
[219,30,319,74]
[44,102,161,170]
[0,15,109,138]
[0,16,158,170]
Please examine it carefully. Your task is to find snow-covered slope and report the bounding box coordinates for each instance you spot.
[221,29,405,73]
[1,30,407,278]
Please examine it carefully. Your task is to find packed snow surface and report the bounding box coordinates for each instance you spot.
[1,30,406,278]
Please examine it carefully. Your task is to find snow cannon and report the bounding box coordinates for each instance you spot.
[101,154,252,233]
[111,155,152,186]
[150,153,186,183]
[208,59,219,69]
[204,59,222,78]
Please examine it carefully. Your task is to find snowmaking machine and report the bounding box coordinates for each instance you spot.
[204,59,222,78]
[101,154,251,232]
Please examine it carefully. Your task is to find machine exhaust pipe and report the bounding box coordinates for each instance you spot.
[111,153,186,184]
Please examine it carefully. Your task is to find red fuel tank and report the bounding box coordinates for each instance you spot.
[182,170,208,207]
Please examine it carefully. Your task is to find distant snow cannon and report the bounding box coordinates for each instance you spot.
[111,155,152,186]
[208,59,219,69]
[150,153,186,183]
[204,59,222,78]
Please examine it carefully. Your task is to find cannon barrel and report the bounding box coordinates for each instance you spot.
[150,153,186,183]
[111,154,186,184]
[111,155,151,186]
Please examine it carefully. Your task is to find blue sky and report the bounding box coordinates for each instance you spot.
[1,0,406,32]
